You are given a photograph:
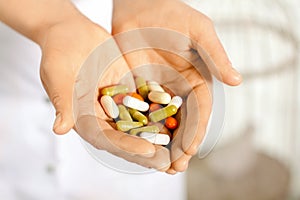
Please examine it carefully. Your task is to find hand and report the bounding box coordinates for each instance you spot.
[0,0,170,171]
[112,0,242,174]
[38,8,170,171]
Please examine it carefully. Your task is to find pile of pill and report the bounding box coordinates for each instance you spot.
[99,77,183,146]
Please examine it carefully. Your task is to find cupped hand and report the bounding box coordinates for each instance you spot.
[39,11,170,171]
[112,0,242,173]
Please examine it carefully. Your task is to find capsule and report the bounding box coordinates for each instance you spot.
[129,125,160,135]
[118,105,132,121]
[149,103,163,113]
[168,96,183,109]
[148,91,171,104]
[116,121,143,132]
[140,132,170,145]
[135,77,149,99]
[147,81,164,92]
[101,85,128,96]
[100,95,119,118]
[129,109,148,125]
[159,125,172,138]
[149,105,177,122]
[130,92,144,101]
[113,93,126,104]
[123,96,149,112]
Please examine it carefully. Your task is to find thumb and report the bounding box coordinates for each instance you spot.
[190,12,242,86]
[40,57,75,135]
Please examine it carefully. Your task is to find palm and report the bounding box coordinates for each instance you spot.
[112,0,214,173]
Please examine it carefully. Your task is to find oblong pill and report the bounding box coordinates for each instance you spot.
[123,96,149,112]
[100,95,119,118]
[129,109,148,125]
[140,132,170,145]
[101,85,129,96]
[135,77,149,99]
[129,125,160,135]
[149,105,178,122]
[130,92,144,101]
[159,125,172,138]
[116,121,143,132]
[118,105,132,121]
[113,93,126,104]
[148,91,171,104]
[168,96,183,109]
[149,103,163,113]
[147,81,164,92]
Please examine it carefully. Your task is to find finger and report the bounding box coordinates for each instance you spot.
[171,153,192,172]
[182,82,212,155]
[132,145,171,172]
[117,145,171,172]
[166,168,177,175]
[189,11,242,86]
[40,54,75,135]
[169,127,192,172]
[76,115,171,170]
[76,115,155,157]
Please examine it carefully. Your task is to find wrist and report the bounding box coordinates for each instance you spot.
[28,1,86,46]
[0,0,87,45]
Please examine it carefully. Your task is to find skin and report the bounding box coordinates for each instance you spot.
[0,0,242,173]
[112,0,242,173]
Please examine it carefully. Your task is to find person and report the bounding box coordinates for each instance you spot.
[0,0,242,199]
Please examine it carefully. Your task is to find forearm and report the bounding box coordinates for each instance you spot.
[0,0,84,45]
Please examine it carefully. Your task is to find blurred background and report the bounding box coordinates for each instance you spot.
[184,0,300,199]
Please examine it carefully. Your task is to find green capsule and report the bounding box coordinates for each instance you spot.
[101,85,128,96]
[149,105,178,122]
[129,125,160,136]
[118,105,132,121]
[116,121,143,132]
[135,77,149,99]
[129,108,148,125]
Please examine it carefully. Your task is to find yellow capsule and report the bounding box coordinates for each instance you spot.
[129,125,160,135]
[149,105,178,122]
[129,109,148,125]
[135,77,149,99]
[101,85,128,96]
[116,121,143,132]
[118,105,132,121]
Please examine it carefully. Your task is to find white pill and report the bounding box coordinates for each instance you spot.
[140,132,170,145]
[100,95,119,118]
[147,81,165,92]
[148,91,171,104]
[123,96,149,112]
[168,96,183,109]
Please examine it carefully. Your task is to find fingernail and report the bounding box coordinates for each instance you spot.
[54,113,62,130]
[231,68,243,83]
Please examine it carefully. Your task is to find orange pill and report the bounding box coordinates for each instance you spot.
[165,117,178,130]
[149,103,162,112]
[130,92,144,101]
[112,93,126,104]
